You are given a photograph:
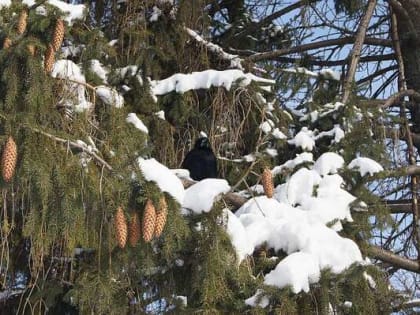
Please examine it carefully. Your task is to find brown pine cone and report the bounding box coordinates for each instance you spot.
[261,167,274,198]
[16,9,28,35]
[142,199,156,243]
[2,137,17,183]
[115,206,127,248]
[154,196,168,238]
[44,45,55,73]
[128,212,141,247]
[27,44,36,56]
[51,19,65,51]
[3,37,11,49]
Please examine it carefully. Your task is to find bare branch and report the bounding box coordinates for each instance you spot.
[248,36,392,62]
[367,245,420,273]
[342,0,377,104]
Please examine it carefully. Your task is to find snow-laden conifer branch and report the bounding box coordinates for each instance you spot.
[184,27,243,69]
[30,127,113,172]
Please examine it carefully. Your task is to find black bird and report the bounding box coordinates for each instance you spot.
[182,137,217,181]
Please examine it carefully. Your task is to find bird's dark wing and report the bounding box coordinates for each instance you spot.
[182,148,217,180]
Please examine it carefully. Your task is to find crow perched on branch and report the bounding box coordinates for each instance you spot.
[182,137,217,181]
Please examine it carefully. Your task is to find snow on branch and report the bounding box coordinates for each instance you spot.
[150,69,275,96]
[184,27,243,69]
[0,0,87,25]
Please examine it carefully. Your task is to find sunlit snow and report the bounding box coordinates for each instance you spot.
[348,157,384,176]
[138,158,185,204]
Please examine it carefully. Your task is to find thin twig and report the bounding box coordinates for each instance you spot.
[30,127,113,172]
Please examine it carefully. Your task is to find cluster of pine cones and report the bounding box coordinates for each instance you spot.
[2,8,65,73]
[115,196,168,248]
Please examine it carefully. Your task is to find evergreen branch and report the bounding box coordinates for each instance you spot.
[342,0,377,104]
[30,127,113,172]
[184,27,243,69]
[392,299,420,311]
[248,37,392,62]
[367,245,420,273]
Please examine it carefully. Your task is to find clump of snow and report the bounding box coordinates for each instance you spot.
[90,60,108,83]
[282,67,318,78]
[0,0,11,9]
[126,113,148,134]
[96,86,124,108]
[348,157,384,176]
[150,69,274,96]
[244,289,269,308]
[259,120,274,134]
[265,148,278,157]
[272,128,287,139]
[225,209,254,262]
[363,272,377,289]
[21,0,86,25]
[51,60,92,112]
[264,252,320,293]
[288,127,315,151]
[149,6,162,22]
[155,110,165,120]
[315,124,345,144]
[313,152,344,176]
[182,179,230,214]
[319,69,340,81]
[138,158,185,204]
[272,152,313,175]
[172,169,190,179]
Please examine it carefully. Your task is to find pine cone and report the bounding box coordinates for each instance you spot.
[154,196,168,238]
[2,137,17,183]
[51,19,65,51]
[16,9,28,35]
[44,45,55,73]
[261,167,274,198]
[128,212,141,247]
[3,37,11,49]
[114,206,127,248]
[27,44,35,56]
[142,199,156,243]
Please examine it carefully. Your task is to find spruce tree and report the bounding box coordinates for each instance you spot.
[0,1,410,314]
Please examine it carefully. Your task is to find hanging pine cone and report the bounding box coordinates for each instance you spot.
[261,167,274,198]
[154,196,168,238]
[2,137,17,183]
[128,212,141,247]
[114,206,127,248]
[16,9,28,35]
[142,199,156,243]
[44,44,55,73]
[3,37,11,49]
[51,19,65,51]
[27,44,35,56]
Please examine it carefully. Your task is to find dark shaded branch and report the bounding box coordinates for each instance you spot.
[248,36,392,62]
